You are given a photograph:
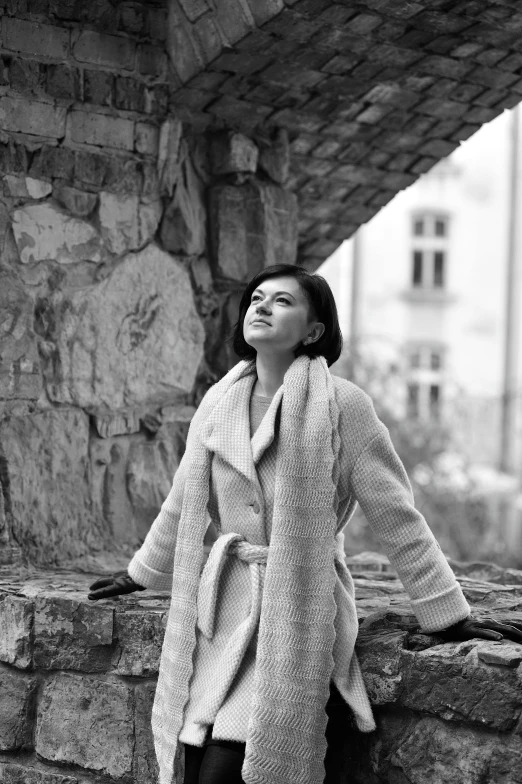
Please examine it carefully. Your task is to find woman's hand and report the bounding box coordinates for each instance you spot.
[88,570,146,601]
[436,616,522,643]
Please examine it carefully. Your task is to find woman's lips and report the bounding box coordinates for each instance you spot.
[251,319,270,325]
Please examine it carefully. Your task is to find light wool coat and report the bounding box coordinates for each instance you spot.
[128,362,470,784]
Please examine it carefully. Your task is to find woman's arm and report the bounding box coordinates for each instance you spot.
[348,424,471,633]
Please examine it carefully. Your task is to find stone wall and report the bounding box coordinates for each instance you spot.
[1,558,521,784]
[0,1,297,568]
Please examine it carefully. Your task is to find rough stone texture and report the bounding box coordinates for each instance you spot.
[38,244,205,410]
[53,185,98,218]
[4,177,52,200]
[0,666,36,751]
[0,594,33,669]
[133,681,159,784]
[0,763,78,784]
[159,140,207,256]
[0,268,42,403]
[93,410,141,439]
[1,562,522,782]
[113,608,166,676]
[211,131,259,174]
[126,422,188,538]
[209,181,297,281]
[0,410,103,567]
[33,594,114,672]
[89,433,141,548]
[98,192,162,255]
[11,203,103,265]
[36,673,134,779]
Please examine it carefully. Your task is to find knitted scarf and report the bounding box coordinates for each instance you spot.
[153,355,341,784]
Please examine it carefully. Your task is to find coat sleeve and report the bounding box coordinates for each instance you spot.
[127,391,214,591]
[348,422,471,633]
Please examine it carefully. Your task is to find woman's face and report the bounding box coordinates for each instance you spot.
[243,276,324,357]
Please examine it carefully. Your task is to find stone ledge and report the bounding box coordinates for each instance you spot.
[0,561,521,782]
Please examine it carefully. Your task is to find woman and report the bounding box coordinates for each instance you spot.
[89,264,522,784]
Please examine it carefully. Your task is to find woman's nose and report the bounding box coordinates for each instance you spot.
[256,300,270,313]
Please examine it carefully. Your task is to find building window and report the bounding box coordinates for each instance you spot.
[404,345,445,421]
[435,218,447,237]
[430,351,442,371]
[433,251,445,287]
[413,218,424,236]
[411,250,446,289]
[412,251,423,286]
[411,213,450,238]
[407,383,419,419]
[410,351,421,369]
[429,384,441,419]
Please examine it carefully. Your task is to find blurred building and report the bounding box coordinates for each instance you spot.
[319,108,522,470]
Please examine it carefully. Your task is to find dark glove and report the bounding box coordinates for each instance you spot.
[88,570,145,601]
[436,616,522,643]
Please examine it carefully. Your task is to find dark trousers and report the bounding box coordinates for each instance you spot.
[184,684,360,784]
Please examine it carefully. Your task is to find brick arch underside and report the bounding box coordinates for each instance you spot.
[168,0,522,270]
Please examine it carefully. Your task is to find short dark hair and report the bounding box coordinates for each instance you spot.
[231,264,343,367]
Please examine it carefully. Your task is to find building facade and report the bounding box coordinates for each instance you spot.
[320,107,522,470]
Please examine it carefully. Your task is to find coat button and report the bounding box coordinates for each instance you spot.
[251,501,260,515]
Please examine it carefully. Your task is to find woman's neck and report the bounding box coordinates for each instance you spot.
[254,352,294,398]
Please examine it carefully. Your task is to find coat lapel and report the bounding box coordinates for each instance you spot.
[251,385,284,465]
[199,371,258,485]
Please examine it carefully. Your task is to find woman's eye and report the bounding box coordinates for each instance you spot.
[251,295,261,302]
[277,298,290,305]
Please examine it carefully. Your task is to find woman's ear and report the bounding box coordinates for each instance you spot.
[306,322,325,344]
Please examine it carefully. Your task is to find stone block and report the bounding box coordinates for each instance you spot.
[134,681,159,784]
[167,5,203,84]
[83,69,113,107]
[11,203,103,265]
[211,131,259,175]
[72,30,135,70]
[376,714,519,784]
[209,181,297,281]
[400,644,522,731]
[113,608,166,676]
[4,176,52,199]
[0,97,66,138]
[0,409,103,566]
[93,410,141,438]
[257,128,290,184]
[245,0,283,26]
[0,763,78,784]
[53,184,98,217]
[0,666,36,750]
[2,18,70,60]
[356,627,407,705]
[33,595,114,672]
[98,192,162,255]
[160,140,206,255]
[137,43,167,77]
[36,673,134,779]
[114,76,146,113]
[0,593,33,669]
[126,422,188,538]
[89,433,137,546]
[39,244,205,410]
[45,65,81,101]
[0,268,42,402]
[135,122,159,156]
[30,147,75,183]
[67,110,134,151]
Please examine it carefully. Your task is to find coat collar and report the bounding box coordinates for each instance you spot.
[199,369,284,482]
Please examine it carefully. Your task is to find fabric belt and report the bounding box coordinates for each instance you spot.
[197,532,347,640]
[197,533,268,639]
